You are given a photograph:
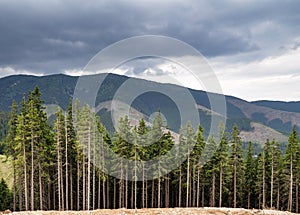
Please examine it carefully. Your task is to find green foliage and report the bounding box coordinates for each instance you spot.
[0,178,12,210]
[2,87,300,212]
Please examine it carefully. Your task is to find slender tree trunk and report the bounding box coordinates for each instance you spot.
[119,161,123,208]
[196,168,200,207]
[131,181,134,209]
[210,170,215,207]
[288,154,293,212]
[65,119,69,211]
[270,154,274,209]
[77,160,80,210]
[53,183,56,210]
[233,152,237,208]
[47,181,51,210]
[178,166,182,207]
[201,186,204,207]
[57,131,61,211]
[19,174,23,211]
[145,178,148,208]
[262,154,265,209]
[276,180,280,210]
[192,170,196,207]
[31,135,34,211]
[248,189,250,209]
[61,154,65,210]
[92,163,96,210]
[38,158,43,210]
[142,165,145,208]
[219,164,223,207]
[165,175,169,208]
[125,168,128,208]
[158,177,161,208]
[296,180,299,213]
[82,156,86,210]
[113,178,116,209]
[87,123,91,210]
[186,155,190,207]
[13,160,16,211]
[23,139,28,211]
[102,176,106,209]
[70,162,73,210]
[98,172,101,209]
[151,180,155,208]
[106,177,110,209]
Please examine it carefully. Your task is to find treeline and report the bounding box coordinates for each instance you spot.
[1,86,300,213]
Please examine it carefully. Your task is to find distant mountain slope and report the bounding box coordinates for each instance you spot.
[0,73,298,143]
[0,74,77,112]
[229,97,300,134]
[253,100,300,113]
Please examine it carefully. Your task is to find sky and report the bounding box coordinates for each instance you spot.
[0,0,300,101]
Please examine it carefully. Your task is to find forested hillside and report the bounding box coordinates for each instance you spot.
[1,74,300,144]
[1,87,300,213]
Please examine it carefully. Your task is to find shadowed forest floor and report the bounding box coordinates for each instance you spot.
[5,208,298,215]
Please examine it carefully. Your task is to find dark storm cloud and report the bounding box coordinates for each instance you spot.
[0,0,299,74]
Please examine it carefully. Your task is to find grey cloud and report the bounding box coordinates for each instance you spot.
[0,0,299,74]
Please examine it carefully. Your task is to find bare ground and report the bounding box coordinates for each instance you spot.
[5,208,297,215]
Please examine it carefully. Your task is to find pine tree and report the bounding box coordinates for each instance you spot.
[230,125,244,208]
[0,178,12,211]
[245,142,255,209]
[215,124,230,208]
[286,126,299,212]
[3,101,17,211]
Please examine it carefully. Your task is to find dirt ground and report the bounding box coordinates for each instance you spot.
[5,208,297,215]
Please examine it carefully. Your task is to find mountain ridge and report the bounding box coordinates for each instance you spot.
[0,73,298,144]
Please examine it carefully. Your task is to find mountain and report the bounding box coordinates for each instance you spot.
[253,100,300,113]
[0,73,298,144]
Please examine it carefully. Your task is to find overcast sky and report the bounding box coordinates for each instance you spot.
[0,0,300,101]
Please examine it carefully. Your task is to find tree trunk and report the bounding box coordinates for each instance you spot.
[262,154,265,209]
[82,156,86,210]
[196,168,200,207]
[142,165,145,208]
[102,177,106,209]
[19,170,23,211]
[210,170,215,207]
[106,177,110,209]
[151,180,155,208]
[276,180,280,210]
[178,166,182,207]
[98,172,101,209]
[270,154,274,209]
[47,181,51,210]
[113,178,116,209]
[38,158,43,210]
[65,119,69,211]
[219,164,223,207]
[87,123,91,210]
[77,160,80,210]
[57,131,61,211]
[296,180,299,213]
[70,162,73,210]
[61,153,65,210]
[158,177,161,208]
[233,152,237,208]
[31,135,34,211]
[186,155,190,207]
[23,137,28,211]
[125,167,128,208]
[288,153,293,212]
[13,160,16,211]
